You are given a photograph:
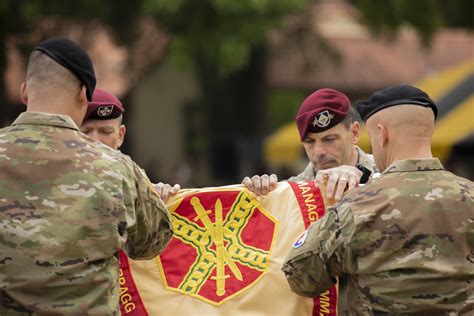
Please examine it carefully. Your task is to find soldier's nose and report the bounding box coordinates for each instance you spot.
[314,145,326,157]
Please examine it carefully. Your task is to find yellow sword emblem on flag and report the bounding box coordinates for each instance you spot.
[161,190,277,305]
[190,197,243,296]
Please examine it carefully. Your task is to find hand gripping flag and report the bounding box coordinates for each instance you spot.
[119,181,338,315]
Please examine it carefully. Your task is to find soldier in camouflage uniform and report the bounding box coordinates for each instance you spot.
[0,38,173,315]
[80,88,127,151]
[244,88,377,200]
[81,88,180,202]
[282,84,474,315]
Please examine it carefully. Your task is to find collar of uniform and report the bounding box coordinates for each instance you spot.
[354,145,377,173]
[13,112,80,131]
[305,161,317,180]
[382,158,444,174]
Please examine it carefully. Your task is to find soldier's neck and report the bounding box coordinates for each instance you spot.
[386,141,433,166]
[27,102,83,127]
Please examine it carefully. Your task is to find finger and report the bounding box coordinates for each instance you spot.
[153,182,164,189]
[153,182,164,195]
[252,176,262,196]
[242,177,255,192]
[269,174,278,189]
[334,176,348,201]
[315,171,326,186]
[348,167,362,183]
[347,176,357,192]
[261,174,270,195]
[170,184,181,193]
[161,184,171,203]
[326,173,338,199]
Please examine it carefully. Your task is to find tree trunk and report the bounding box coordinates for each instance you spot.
[197,44,268,183]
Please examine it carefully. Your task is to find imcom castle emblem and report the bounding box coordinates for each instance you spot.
[157,190,279,305]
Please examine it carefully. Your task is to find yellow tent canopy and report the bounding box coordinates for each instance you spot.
[265,60,474,166]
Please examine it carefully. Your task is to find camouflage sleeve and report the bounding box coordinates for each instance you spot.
[122,160,173,260]
[281,202,356,297]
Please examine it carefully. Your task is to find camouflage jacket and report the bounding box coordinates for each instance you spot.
[282,158,474,315]
[288,145,377,182]
[0,112,173,315]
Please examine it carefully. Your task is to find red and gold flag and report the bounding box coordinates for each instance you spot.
[120,181,337,315]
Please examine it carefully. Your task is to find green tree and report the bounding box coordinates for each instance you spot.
[352,0,474,45]
[144,0,474,181]
[0,0,144,126]
[143,0,309,181]
[1,0,472,181]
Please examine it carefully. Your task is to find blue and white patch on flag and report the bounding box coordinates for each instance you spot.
[293,230,308,248]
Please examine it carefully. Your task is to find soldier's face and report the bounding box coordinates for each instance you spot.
[80,118,126,150]
[302,122,359,170]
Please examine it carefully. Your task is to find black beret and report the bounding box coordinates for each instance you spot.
[34,38,96,101]
[356,84,438,122]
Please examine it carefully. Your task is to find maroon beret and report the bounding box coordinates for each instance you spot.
[296,88,351,140]
[85,88,124,120]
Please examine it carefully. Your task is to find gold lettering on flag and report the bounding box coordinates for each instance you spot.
[288,181,338,316]
[118,251,148,315]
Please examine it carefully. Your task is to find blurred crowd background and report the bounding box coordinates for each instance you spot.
[1,0,473,186]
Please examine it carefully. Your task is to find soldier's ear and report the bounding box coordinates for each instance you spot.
[20,82,28,105]
[351,121,360,144]
[77,85,88,109]
[377,123,388,147]
[117,124,126,149]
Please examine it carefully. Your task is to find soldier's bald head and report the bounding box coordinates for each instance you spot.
[356,84,437,171]
[365,104,435,171]
[367,104,435,137]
